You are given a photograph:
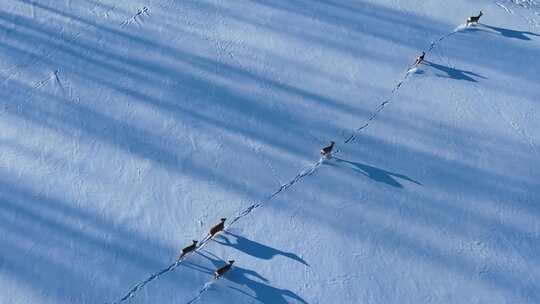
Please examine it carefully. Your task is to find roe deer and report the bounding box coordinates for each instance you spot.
[320,141,335,158]
[466,11,483,26]
[214,260,235,279]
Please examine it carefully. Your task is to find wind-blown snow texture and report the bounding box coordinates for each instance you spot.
[0,0,539,303]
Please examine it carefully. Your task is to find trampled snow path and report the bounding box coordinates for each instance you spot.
[1,1,538,303]
[105,2,535,303]
[344,0,540,148]
[120,6,150,28]
[183,22,483,304]
[177,7,532,302]
[111,158,324,303]
[185,280,215,304]
[113,20,471,304]
[342,1,525,146]
[344,24,466,144]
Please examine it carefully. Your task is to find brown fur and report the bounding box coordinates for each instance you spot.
[320,141,335,156]
[414,52,426,65]
[214,260,234,279]
[466,11,483,26]
[178,240,198,259]
[209,218,226,238]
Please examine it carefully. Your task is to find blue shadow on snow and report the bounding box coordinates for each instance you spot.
[329,157,422,188]
[480,23,540,41]
[195,250,309,304]
[424,60,487,82]
[215,232,309,266]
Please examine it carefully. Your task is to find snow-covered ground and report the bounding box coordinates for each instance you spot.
[0,0,539,303]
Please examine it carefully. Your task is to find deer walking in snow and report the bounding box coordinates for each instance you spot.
[466,11,483,26]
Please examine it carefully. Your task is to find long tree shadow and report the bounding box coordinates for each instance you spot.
[215,232,309,266]
[196,251,308,304]
[0,5,359,164]
[328,157,421,188]
[0,173,184,303]
[424,61,487,82]
[480,24,540,41]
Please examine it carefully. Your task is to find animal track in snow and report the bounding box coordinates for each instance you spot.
[120,7,150,28]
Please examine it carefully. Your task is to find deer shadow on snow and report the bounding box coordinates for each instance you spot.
[226,267,308,304]
[328,157,421,188]
[476,23,540,41]
[194,250,308,304]
[423,60,487,82]
[215,232,309,266]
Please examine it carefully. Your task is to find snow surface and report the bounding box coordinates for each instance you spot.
[0,0,539,303]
